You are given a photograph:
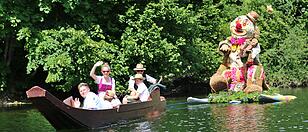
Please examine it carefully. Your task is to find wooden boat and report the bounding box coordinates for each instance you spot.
[26,86,166,130]
[187,94,296,104]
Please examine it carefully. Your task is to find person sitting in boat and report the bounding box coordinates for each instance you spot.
[72,83,113,110]
[123,74,150,104]
[90,61,121,108]
[128,63,165,94]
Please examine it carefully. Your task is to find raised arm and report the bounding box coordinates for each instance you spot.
[128,76,135,90]
[146,74,157,84]
[90,61,104,81]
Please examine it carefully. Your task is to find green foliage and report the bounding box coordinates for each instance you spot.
[208,88,279,103]
[25,28,118,91]
[119,0,217,81]
[0,0,307,94]
[262,26,308,87]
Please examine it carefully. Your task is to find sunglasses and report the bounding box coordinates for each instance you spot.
[136,70,144,72]
[102,71,110,73]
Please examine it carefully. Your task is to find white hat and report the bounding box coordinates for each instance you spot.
[133,64,146,71]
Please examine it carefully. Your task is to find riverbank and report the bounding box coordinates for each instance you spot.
[0,92,30,106]
[0,101,30,106]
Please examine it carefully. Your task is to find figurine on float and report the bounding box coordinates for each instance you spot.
[210,11,269,93]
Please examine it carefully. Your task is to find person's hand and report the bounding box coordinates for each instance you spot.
[129,89,137,96]
[126,95,132,100]
[220,44,230,52]
[73,98,81,108]
[251,38,258,46]
[94,61,104,67]
[129,87,136,92]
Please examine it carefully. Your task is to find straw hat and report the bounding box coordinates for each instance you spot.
[133,74,144,80]
[246,11,259,23]
[133,64,146,71]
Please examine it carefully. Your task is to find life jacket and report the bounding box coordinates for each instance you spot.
[97,77,113,93]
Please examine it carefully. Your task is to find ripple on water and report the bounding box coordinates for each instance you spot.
[279,127,286,132]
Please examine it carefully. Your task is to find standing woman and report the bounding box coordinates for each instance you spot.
[90,61,121,108]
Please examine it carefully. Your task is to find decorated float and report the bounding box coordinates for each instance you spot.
[188,11,296,104]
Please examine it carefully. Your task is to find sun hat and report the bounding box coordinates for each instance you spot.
[133,74,144,80]
[133,64,146,71]
[246,11,259,23]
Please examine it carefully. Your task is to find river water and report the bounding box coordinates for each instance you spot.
[1,88,307,132]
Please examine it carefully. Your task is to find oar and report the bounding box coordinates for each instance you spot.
[157,76,163,84]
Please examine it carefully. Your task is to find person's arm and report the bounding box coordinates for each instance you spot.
[90,61,104,81]
[146,74,157,84]
[128,76,135,91]
[136,83,149,102]
[111,78,118,98]
[112,78,116,93]
[127,92,140,100]
[219,39,231,53]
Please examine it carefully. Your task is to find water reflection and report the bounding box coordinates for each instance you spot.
[1,88,308,131]
[211,104,267,132]
[94,119,155,132]
[0,105,55,132]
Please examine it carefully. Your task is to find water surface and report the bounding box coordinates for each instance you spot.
[1,88,307,131]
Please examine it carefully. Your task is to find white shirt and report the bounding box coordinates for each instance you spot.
[128,74,156,90]
[83,92,112,110]
[136,83,150,102]
[83,92,102,109]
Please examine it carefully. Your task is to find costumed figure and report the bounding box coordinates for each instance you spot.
[210,11,269,93]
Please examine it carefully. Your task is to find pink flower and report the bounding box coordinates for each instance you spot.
[230,37,246,45]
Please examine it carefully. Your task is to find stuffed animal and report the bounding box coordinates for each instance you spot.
[210,11,269,93]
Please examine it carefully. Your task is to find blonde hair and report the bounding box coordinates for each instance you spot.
[101,62,111,71]
[78,83,89,90]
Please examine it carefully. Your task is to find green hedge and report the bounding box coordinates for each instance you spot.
[0,0,306,94]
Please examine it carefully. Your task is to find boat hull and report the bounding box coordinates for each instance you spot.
[26,86,166,130]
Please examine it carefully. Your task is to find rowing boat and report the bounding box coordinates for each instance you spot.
[26,86,166,130]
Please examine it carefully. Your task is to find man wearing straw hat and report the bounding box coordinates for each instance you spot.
[128,64,157,91]
[123,74,150,104]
